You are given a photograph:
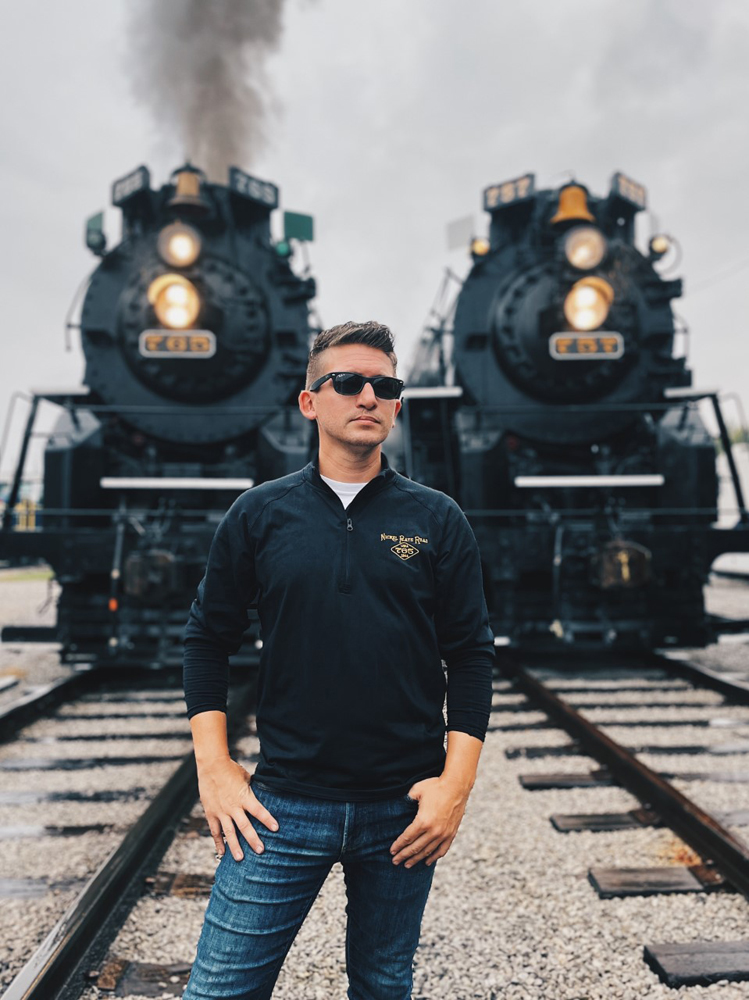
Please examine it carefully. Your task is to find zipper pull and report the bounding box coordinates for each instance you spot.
[347,517,353,532]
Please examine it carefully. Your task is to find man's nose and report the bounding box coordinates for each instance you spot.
[357,382,378,406]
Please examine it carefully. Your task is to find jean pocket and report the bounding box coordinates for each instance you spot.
[403,793,418,805]
[250,777,274,795]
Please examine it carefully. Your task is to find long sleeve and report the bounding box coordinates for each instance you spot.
[183,499,258,720]
[434,502,495,741]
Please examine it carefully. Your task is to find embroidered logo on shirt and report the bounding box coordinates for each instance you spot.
[381,533,428,561]
[391,541,419,561]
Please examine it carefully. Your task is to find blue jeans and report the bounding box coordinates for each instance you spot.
[184,780,436,1000]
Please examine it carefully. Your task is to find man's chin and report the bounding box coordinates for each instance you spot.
[342,425,389,447]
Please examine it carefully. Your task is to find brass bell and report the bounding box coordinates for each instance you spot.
[551,184,594,225]
[168,165,210,217]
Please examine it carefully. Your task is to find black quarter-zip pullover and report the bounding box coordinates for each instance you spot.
[184,455,495,801]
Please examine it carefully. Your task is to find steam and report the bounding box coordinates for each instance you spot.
[127,0,287,180]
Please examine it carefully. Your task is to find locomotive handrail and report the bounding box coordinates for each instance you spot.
[9,506,749,532]
[0,395,40,532]
[0,507,236,517]
[5,507,747,521]
[0,390,34,479]
[706,391,748,523]
[463,508,745,518]
[30,396,307,415]
[24,391,727,416]
[458,401,707,413]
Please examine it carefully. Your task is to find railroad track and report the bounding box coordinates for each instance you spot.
[498,651,749,989]
[0,668,180,746]
[4,648,749,997]
[0,672,257,1000]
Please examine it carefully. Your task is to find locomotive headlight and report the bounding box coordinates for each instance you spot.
[148,274,201,329]
[563,277,614,331]
[157,222,202,267]
[563,226,607,270]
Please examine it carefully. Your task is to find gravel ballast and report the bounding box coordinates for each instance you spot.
[75,683,749,1000]
[2,571,748,998]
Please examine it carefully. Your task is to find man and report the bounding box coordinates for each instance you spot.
[183,321,495,1000]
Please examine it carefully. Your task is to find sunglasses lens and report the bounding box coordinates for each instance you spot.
[332,373,366,395]
[328,373,402,398]
[372,378,401,399]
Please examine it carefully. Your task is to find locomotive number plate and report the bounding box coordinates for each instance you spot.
[139,330,216,358]
[484,173,535,212]
[228,167,279,209]
[549,332,624,360]
[610,172,647,210]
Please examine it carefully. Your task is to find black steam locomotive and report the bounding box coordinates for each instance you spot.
[1,164,316,665]
[402,172,749,649]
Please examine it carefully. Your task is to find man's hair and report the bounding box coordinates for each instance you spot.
[305,321,397,388]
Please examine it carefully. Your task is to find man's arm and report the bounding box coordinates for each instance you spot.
[435,502,495,744]
[189,710,278,862]
[441,728,484,792]
[390,501,494,867]
[184,502,278,861]
[389,731,482,867]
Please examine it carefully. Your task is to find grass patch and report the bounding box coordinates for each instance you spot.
[0,566,54,582]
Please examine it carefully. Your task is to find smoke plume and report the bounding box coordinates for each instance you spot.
[128,0,287,180]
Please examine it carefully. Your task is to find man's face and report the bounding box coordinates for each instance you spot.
[298,344,402,451]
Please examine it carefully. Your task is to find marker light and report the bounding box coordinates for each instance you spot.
[649,234,671,259]
[563,277,614,331]
[564,226,607,270]
[470,237,491,257]
[147,274,201,329]
[158,222,202,267]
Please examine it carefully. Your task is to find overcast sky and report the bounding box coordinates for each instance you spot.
[1,0,748,480]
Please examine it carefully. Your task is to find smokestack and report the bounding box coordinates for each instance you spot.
[127,0,286,180]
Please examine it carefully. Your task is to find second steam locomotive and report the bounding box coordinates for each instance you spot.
[403,172,749,649]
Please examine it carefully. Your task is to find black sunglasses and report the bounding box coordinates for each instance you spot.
[309,371,404,399]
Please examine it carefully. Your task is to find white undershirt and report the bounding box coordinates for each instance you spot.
[320,474,368,509]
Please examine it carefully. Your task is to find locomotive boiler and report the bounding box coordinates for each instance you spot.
[403,172,749,649]
[1,164,317,664]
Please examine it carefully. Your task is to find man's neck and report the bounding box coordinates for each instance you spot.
[317,443,382,483]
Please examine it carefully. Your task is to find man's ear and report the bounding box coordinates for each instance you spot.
[392,399,402,426]
[298,389,317,422]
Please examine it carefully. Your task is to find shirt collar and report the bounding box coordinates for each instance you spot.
[304,452,394,491]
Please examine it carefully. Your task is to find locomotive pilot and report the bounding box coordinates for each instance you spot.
[182,320,495,1000]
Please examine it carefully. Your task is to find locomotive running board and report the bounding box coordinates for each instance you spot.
[707,613,749,635]
[1,626,57,643]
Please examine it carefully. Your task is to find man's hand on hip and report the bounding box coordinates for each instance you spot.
[197,757,279,861]
[389,775,470,868]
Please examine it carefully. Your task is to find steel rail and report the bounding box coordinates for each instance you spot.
[1,677,257,1000]
[0,670,102,744]
[503,655,749,901]
[651,653,749,706]
[0,667,186,745]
